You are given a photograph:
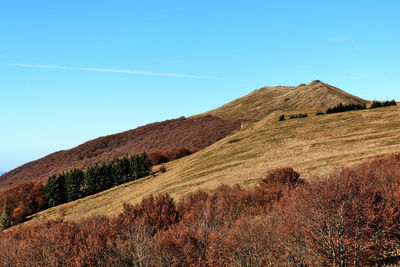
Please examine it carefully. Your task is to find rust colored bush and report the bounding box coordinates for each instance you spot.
[11,204,28,223]
[261,167,303,187]
[115,193,179,235]
[0,181,47,225]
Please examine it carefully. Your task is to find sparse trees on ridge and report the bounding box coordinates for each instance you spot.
[370,99,397,109]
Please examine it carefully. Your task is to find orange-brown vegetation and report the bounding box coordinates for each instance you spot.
[2,154,400,266]
[0,115,241,188]
[0,181,46,226]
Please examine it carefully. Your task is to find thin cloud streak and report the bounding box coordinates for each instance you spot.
[1,63,217,79]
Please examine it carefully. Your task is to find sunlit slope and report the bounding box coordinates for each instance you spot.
[201,80,366,121]
[30,105,400,222]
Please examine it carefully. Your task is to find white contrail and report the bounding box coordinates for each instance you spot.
[1,62,216,79]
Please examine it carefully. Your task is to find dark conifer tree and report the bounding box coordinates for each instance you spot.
[84,164,100,195]
[44,174,66,207]
[65,169,85,201]
[0,203,11,230]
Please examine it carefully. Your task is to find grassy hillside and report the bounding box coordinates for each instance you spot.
[201,80,366,121]
[29,104,400,223]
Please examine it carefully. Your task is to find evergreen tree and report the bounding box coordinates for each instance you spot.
[65,169,85,201]
[136,153,152,178]
[0,203,11,230]
[44,174,66,207]
[97,163,113,192]
[84,164,100,195]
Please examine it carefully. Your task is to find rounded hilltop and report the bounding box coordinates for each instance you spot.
[202,80,366,121]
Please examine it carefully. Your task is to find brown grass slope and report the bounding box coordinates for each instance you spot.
[0,116,241,189]
[202,80,366,121]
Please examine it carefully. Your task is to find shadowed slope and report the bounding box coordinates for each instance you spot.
[203,80,366,121]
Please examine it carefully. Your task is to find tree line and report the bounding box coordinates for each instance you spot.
[326,100,396,114]
[44,153,152,207]
[2,154,400,265]
[326,102,367,114]
[370,99,397,109]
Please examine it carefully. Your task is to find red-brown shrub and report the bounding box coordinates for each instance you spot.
[115,193,179,235]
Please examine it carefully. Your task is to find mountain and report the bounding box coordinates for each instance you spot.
[0,171,4,176]
[0,116,241,188]
[0,80,372,191]
[30,87,400,222]
[202,80,365,121]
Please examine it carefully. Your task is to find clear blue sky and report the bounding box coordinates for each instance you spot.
[1,0,399,172]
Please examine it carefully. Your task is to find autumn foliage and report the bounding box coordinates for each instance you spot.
[0,181,46,226]
[2,155,400,266]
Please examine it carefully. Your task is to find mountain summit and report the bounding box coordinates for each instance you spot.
[203,80,365,121]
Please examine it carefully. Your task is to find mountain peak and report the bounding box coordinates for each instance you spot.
[309,79,323,85]
[203,81,366,121]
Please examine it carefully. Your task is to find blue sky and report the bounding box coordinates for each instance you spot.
[1,0,399,172]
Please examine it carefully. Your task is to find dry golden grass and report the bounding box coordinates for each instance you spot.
[200,80,365,121]
[27,104,400,223]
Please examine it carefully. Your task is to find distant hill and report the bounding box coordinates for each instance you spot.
[202,80,366,121]
[0,171,4,176]
[0,116,241,189]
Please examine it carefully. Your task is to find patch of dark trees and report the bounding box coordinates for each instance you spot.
[2,154,400,265]
[278,113,308,121]
[44,153,152,207]
[279,100,396,121]
[0,153,152,229]
[326,102,367,114]
[327,100,396,114]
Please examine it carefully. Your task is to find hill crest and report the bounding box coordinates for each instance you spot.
[202,80,366,121]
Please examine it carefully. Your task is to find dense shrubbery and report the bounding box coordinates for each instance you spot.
[370,99,397,109]
[2,154,400,265]
[44,153,152,207]
[326,102,367,114]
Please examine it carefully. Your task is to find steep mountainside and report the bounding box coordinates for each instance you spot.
[0,116,241,188]
[203,80,366,121]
